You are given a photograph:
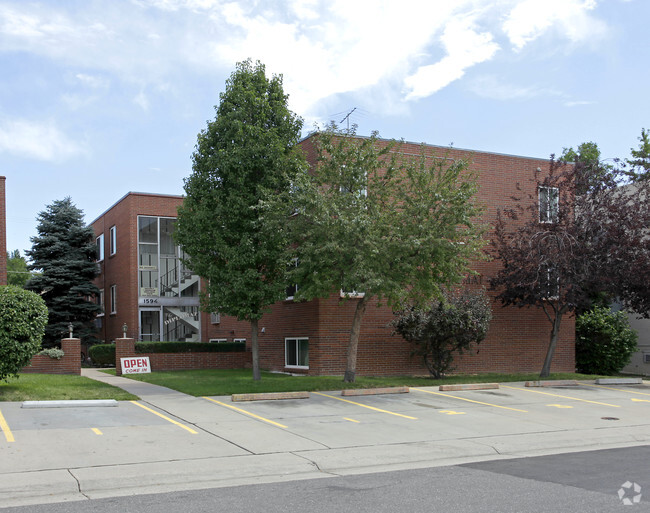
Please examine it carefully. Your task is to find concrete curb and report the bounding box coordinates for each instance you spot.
[525,380,578,387]
[595,378,643,385]
[21,400,119,409]
[439,383,499,392]
[231,391,310,402]
[341,387,409,396]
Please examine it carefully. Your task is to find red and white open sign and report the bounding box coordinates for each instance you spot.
[120,356,151,374]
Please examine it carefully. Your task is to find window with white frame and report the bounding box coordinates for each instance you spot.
[110,284,117,314]
[539,186,559,223]
[539,265,559,299]
[285,337,309,368]
[96,234,104,261]
[109,226,117,256]
[210,312,221,324]
[233,338,246,344]
[97,289,104,316]
[209,338,228,343]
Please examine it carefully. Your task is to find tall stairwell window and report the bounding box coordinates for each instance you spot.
[137,216,200,342]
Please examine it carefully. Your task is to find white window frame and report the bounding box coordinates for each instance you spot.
[97,289,105,317]
[209,338,228,343]
[233,338,246,344]
[540,265,560,300]
[96,233,104,262]
[210,312,221,324]
[285,337,309,369]
[109,226,117,256]
[340,289,365,298]
[110,284,117,314]
[539,186,559,223]
[286,258,299,300]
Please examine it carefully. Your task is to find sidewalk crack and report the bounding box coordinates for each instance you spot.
[67,469,90,500]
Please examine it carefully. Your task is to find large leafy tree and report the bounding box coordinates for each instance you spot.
[175,60,305,381]
[7,250,30,287]
[282,125,486,382]
[491,155,650,377]
[26,198,101,347]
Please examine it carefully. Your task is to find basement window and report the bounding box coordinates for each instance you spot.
[285,337,309,368]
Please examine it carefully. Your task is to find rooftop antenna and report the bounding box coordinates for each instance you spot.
[340,107,357,131]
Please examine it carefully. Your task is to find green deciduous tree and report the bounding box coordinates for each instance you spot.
[7,250,30,287]
[175,60,305,381]
[282,125,486,382]
[25,198,101,347]
[392,289,492,379]
[0,286,48,381]
[575,306,637,375]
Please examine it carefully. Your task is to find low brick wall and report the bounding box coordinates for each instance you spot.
[115,338,251,376]
[21,338,81,375]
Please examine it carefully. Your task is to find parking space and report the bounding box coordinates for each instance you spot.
[1,382,650,475]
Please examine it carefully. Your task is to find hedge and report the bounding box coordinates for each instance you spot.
[89,341,246,365]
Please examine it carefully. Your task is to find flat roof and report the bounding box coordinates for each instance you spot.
[89,191,184,226]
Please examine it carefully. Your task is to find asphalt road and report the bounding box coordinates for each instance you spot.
[3,446,649,513]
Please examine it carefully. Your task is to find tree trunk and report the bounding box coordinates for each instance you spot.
[251,318,261,381]
[343,295,369,383]
[540,312,562,378]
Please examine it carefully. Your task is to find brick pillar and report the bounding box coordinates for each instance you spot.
[61,338,81,375]
[0,177,6,286]
[115,338,135,376]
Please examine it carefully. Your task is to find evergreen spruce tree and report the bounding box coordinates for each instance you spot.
[26,197,101,347]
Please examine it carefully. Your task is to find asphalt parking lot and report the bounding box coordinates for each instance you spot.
[1,378,650,507]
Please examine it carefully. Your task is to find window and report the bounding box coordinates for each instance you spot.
[539,186,559,223]
[96,234,104,261]
[233,338,246,344]
[285,337,309,368]
[540,266,559,300]
[110,284,117,314]
[97,289,104,317]
[109,226,117,256]
[286,258,299,300]
[210,312,221,324]
[209,338,228,343]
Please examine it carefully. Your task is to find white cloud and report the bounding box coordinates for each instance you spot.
[0,118,84,161]
[468,74,561,101]
[503,0,607,51]
[404,15,500,101]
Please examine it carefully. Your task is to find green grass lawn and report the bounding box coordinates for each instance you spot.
[0,374,138,402]
[107,368,607,397]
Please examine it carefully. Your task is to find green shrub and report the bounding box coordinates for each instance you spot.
[576,306,637,375]
[89,344,116,366]
[38,348,65,359]
[0,286,48,381]
[135,341,246,353]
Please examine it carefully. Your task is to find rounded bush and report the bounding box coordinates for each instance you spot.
[89,344,116,366]
[0,286,48,381]
[576,306,638,375]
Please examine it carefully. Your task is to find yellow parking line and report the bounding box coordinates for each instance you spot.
[130,401,198,434]
[344,417,360,423]
[202,397,288,428]
[313,392,417,419]
[0,408,14,443]
[501,385,620,407]
[585,383,650,397]
[411,388,528,412]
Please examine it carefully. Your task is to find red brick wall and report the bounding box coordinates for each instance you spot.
[22,338,81,375]
[115,338,251,374]
[92,193,184,343]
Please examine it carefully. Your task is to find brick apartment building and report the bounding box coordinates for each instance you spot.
[91,135,575,376]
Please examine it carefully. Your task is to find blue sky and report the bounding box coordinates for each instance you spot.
[0,0,647,256]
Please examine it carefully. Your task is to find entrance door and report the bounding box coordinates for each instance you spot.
[140,308,160,341]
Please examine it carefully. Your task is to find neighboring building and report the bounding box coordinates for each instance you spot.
[91,135,576,376]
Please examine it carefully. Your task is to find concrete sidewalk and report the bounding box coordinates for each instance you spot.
[2,372,650,508]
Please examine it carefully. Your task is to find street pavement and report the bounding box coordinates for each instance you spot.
[1,369,649,508]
